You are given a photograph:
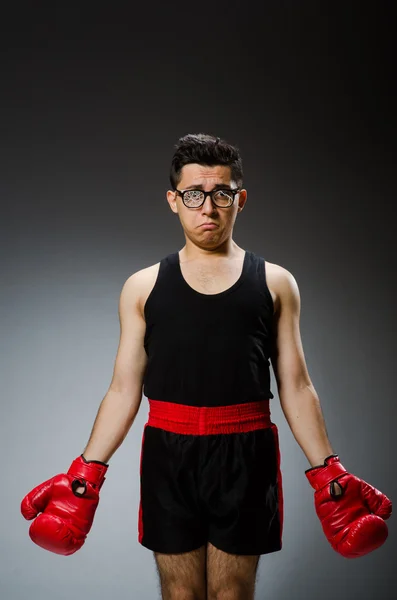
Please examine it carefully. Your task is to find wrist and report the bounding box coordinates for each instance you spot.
[306,453,339,472]
[81,454,109,467]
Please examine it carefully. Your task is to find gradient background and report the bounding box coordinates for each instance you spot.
[1,2,396,599]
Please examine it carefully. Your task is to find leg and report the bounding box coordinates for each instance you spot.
[206,542,260,600]
[154,544,208,600]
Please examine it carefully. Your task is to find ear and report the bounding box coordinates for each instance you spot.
[237,189,247,212]
[166,189,179,214]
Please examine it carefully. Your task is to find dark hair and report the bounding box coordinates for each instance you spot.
[169,133,243,190]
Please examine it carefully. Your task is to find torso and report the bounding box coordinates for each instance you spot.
[136,249,282,319]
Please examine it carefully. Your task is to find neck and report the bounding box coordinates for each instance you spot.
[180,239,241,262]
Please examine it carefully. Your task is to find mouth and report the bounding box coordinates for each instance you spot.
[199,223,218,228]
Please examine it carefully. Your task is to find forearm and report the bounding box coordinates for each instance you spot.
[82,387,142,463]
[279,383,334,467]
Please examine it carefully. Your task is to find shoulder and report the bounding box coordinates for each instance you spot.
[121,261,161,318]
[264,261,300,316]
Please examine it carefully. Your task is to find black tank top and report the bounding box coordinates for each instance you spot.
[143,250,275,407]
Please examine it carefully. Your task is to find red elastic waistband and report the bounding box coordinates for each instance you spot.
[147,399,272,435]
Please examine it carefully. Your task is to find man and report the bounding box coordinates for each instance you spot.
[21,133,392,600]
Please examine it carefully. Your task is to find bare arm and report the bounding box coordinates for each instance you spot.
[270,267,334,467]
[82,272,148,463]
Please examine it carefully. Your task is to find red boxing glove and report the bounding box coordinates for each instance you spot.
[21,455,108,555]
[305,455,392,558]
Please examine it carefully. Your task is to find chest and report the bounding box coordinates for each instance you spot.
[179,260,243,295]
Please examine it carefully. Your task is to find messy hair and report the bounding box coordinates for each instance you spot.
[169,133,243,189]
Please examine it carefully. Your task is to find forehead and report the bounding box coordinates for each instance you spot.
[179,164,233,187]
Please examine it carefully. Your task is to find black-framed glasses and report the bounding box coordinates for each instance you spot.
[174,187,241,208]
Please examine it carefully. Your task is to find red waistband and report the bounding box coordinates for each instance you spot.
[146,399,272,435]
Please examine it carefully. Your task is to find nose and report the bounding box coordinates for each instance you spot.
[201,194,217,214]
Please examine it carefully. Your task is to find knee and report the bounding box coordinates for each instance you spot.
[164,583,204,600]
[208,582,253,600]
[209,592,239,600]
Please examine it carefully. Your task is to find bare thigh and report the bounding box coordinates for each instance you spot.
[206,542,261,600]
[154,545,207,600]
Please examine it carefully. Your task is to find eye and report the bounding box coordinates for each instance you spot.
[214,190,232,198]
[186,190,202,199]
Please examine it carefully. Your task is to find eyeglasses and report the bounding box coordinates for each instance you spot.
[174,187,241,208]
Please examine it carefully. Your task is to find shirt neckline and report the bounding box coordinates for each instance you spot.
[175,250,249,298]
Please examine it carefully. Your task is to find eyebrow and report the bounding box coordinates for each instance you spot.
[183,183,233,190]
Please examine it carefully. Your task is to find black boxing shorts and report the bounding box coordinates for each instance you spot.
[138,399,283,556]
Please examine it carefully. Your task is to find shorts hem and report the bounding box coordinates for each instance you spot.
[138,538,208,554]
[208,538,283,556]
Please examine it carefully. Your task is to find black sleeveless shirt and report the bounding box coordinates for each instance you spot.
[143,250,275,407]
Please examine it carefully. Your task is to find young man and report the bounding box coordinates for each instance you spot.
[21,133,392,600]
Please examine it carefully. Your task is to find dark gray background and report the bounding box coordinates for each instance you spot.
[1,2,395,599]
